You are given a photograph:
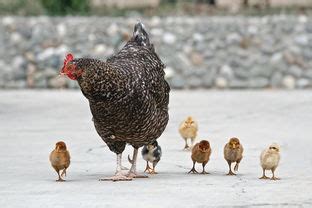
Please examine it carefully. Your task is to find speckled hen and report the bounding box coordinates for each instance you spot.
[60,22,170,181]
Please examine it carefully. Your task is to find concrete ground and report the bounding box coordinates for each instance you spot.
[0,90,311,207]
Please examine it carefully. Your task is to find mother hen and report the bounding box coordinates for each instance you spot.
[60,22,170,181]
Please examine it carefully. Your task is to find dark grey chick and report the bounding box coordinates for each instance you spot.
[141,140,162,174]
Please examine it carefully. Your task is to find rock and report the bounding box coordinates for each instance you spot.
[11,32,23,43]
[282,75,296,89]
[229,79,248,88]
[288,65,302,78]
[294,35,309,46]
[57,23,66,37]
[150,16,161,27]
[271,72,283,87]
[248,78,269,88]
[296,78,310,88]
[215,77,228,89]
[270,53,283,64]
[190,52,204,66]
[170,76,186,89]
[107,23,119,36]
[94,44,107,54]
[163,33,176,45]
[187,76,202,89]
[226,33,241,45]
[164,67,175,80]
[193,33,204,42]
[220,65,233,78]
[48,76,67,88]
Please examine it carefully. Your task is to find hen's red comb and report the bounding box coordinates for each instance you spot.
[64,53,74,65]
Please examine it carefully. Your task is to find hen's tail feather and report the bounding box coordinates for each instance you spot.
[133,22,150,46]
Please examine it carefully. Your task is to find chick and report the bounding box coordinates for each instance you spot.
[179,116,198,150]
[260,143,281,180]
[188,140,211,174]
[224,137,244,175]
[141,140,162,174]
[49,141,70,182]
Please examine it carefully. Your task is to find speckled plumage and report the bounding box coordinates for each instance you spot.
[69,23,170,155]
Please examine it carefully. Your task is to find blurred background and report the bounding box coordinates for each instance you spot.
[0,0,312,89]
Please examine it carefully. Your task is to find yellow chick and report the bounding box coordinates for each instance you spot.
[49,141,70,182]
[260,143,281,180]
[188,140,211,174]
[179,116,198,150]
[224,137,244,175]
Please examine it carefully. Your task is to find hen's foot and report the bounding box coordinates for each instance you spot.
[259,175,270,179]
[99,174,132,182]
[188,168,198,174]
[121,165,129,170]
[271,177,280,180]
[127,172,148,178]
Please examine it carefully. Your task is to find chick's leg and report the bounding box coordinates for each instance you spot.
[190,137,195,149]
[150,161,158,174]
[61,168,67,177]
[52,166,64,182]
[144,161,152,173]
[100,153,132,181]
[271,168,280,180]
[259,168,269,179]
[183,138,189,150]
[234,162,240,172]
[201,162,209,174]
[188,161,198,174]
[127,148,148,178]
[226,161,236,175]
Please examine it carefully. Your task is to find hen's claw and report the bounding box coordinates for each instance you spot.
[127,172,148,178]
[100,174,132,182]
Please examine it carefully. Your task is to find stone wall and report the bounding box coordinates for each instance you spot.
[0,16,312,89]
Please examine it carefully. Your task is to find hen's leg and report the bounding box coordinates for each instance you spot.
[127,148,148,178]
[100,154,132,181]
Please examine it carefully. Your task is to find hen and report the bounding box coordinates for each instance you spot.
[60,22,170,181]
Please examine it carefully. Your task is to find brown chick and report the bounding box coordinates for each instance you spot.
[179,116,198,150]
[259,143,280,180]
[49,141,70,182]
[224,137,244,175]
[188,140,211,174]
